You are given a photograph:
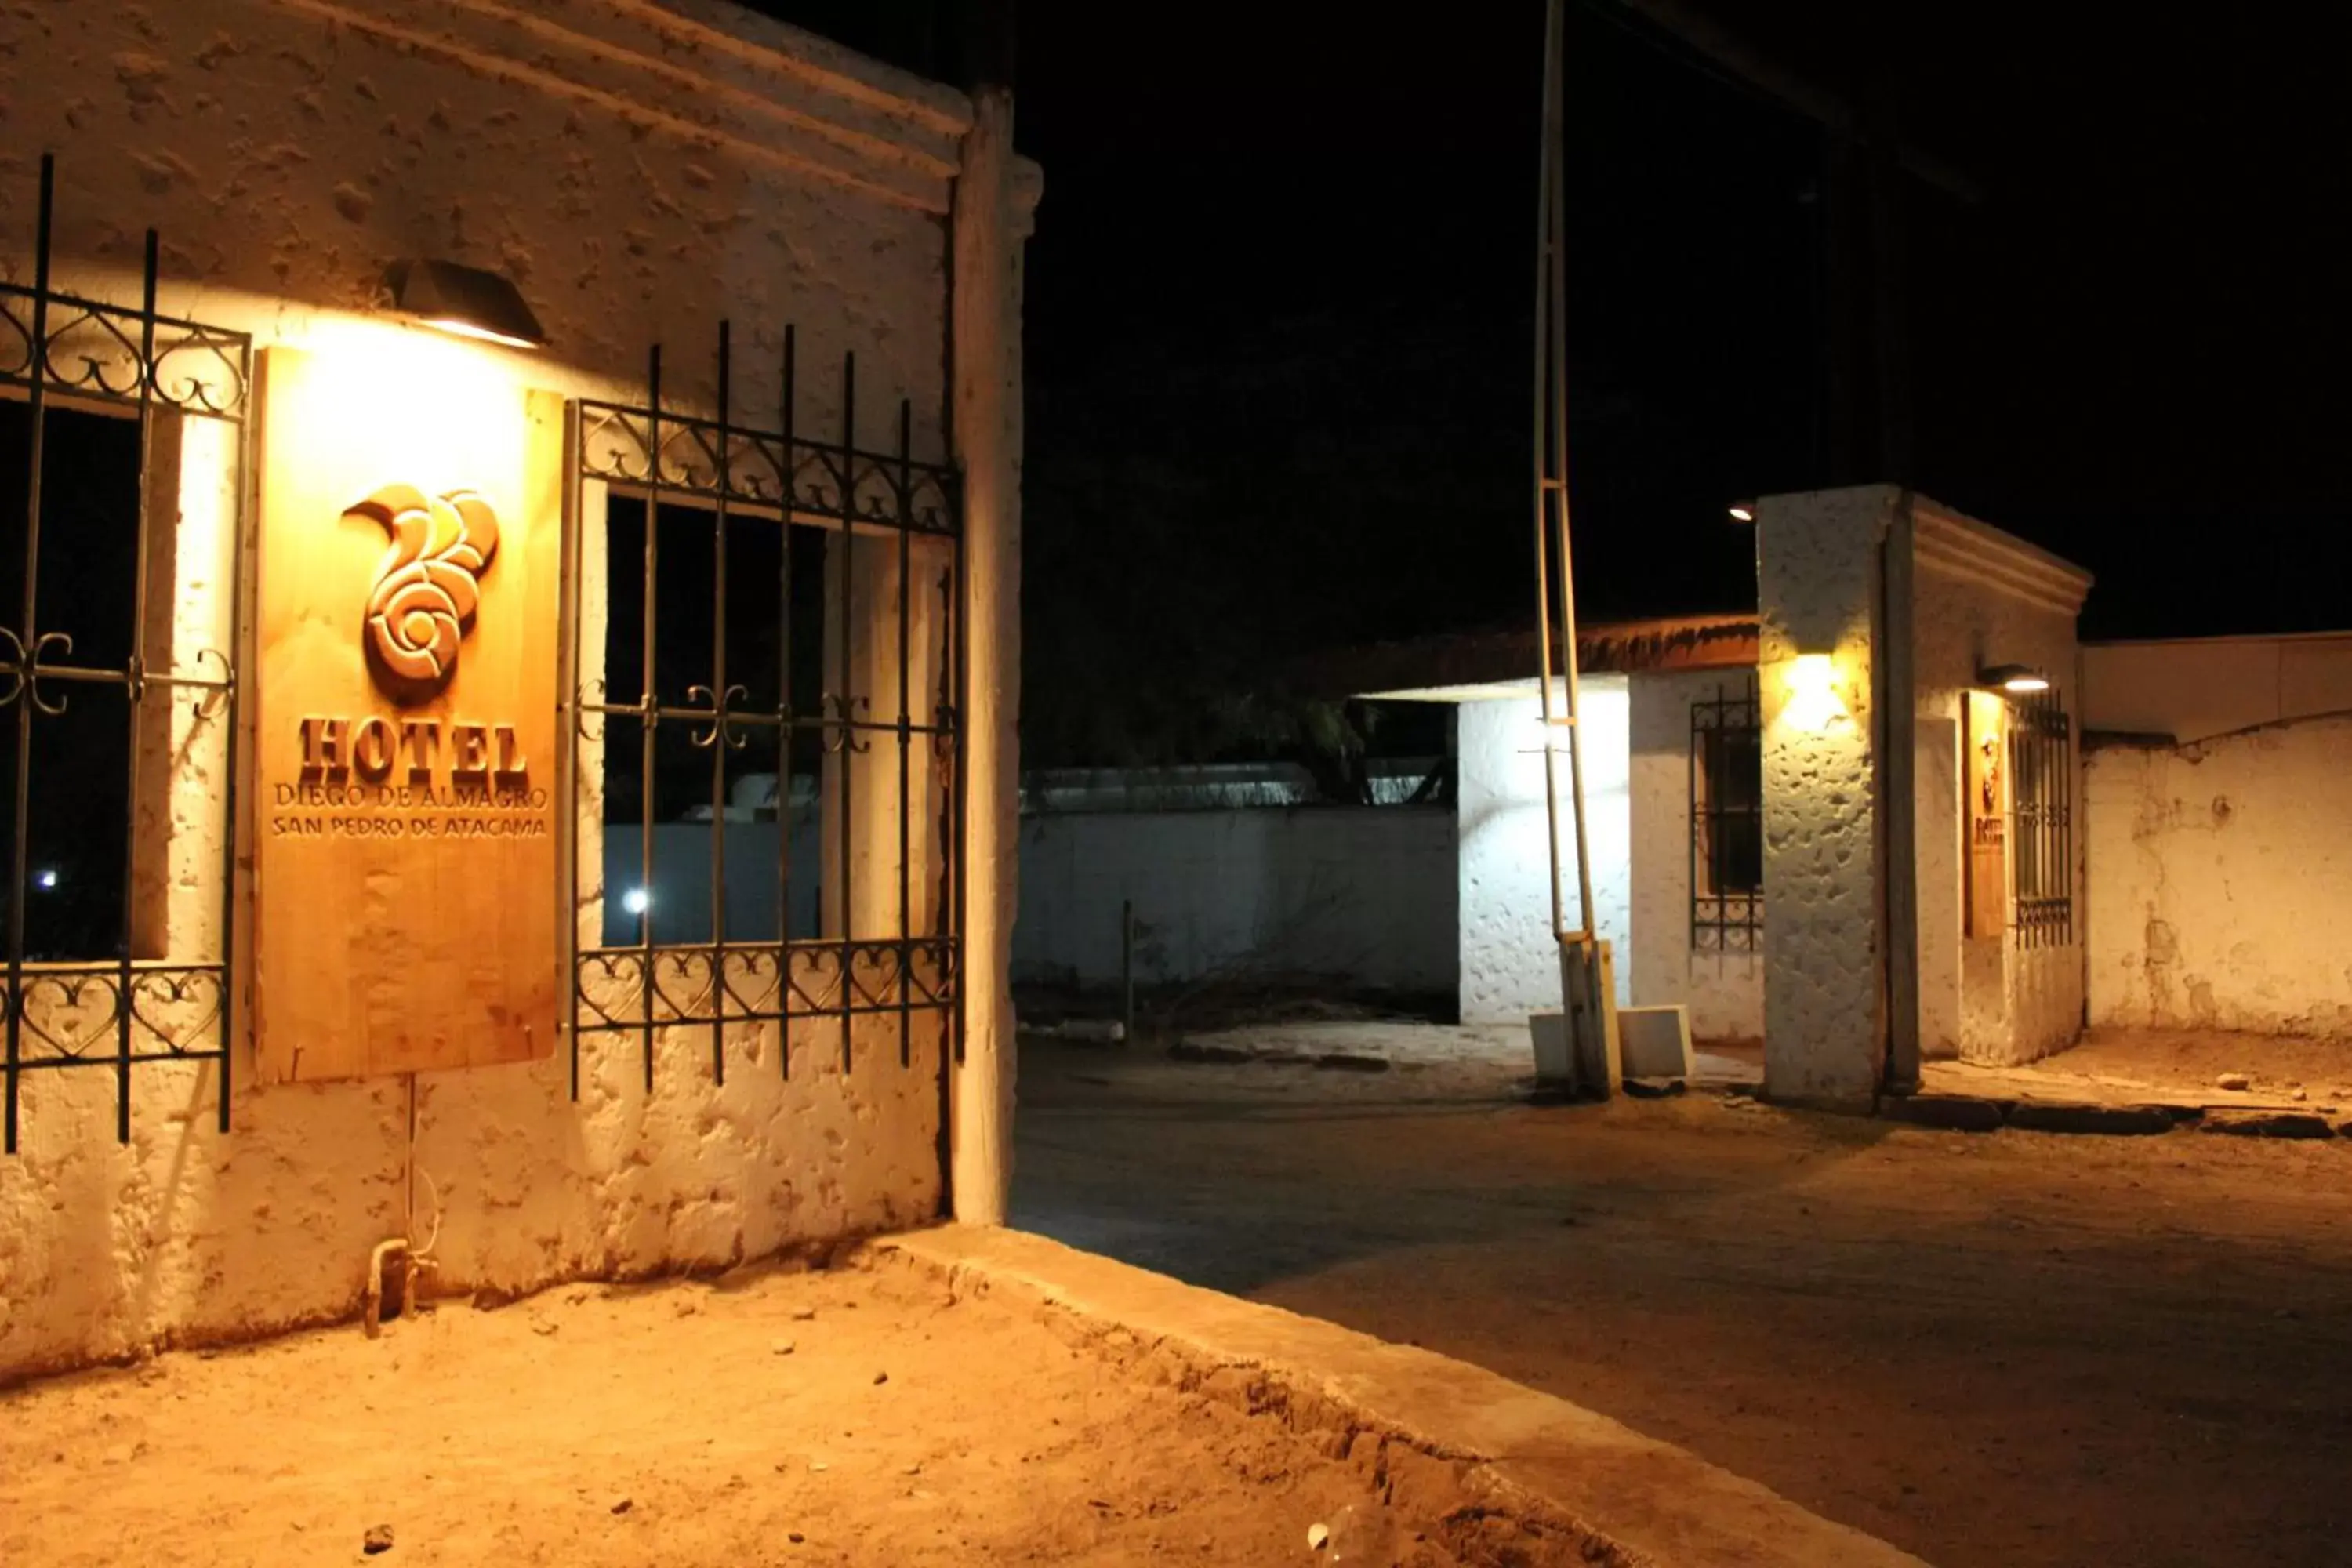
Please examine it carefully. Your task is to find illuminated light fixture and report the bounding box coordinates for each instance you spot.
[34,868,59,891]
[1978,663,2050,694]
[621,887,651,916]
[1781,652,1847,732]
[1726,501,1757,523]
[385,258,547,349]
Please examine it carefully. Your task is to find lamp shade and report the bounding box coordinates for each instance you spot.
[1977,663,2050,694]
[386,258,547,349]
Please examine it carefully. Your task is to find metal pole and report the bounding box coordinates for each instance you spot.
[1121,898,1135,1046]
[1532,0,1597,944]
[1549,68,1598,948]
[1530,0,1569,944]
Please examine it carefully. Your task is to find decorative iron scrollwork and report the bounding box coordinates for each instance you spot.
[4,156,244,1156]
[564,324,964,1098]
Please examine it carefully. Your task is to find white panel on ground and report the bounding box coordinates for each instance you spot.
[1619,1004,1695,1080]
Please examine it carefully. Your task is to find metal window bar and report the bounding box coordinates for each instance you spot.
[564,319,961,1091]
[1689,676,1762,955]
[2007,686,2072,949]
[1,154,248,1154]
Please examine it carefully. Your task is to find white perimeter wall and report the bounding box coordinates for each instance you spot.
[0,0,1032,1381]
[1014,810,1457,996]
[2082,637,2352,1038]
[1628,671,1763,1040]
[1457,681,1632,1025]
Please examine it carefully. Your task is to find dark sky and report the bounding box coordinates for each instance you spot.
[755,2,2352,757]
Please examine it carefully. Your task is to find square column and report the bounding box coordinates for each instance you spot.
[1755,486,1898,1107]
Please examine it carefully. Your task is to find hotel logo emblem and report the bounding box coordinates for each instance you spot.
[344,485,500,698]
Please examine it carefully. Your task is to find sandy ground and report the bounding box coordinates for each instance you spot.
[1922,1025,2352,1109]
[1016,1028,2352,1568]
[0,1256,1593,1567]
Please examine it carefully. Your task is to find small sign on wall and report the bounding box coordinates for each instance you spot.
[1964,691,2008,940]
[253,347,561,1082]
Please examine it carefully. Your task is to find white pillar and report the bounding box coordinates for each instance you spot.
[949,86,1022,1223]
[1756,485,1900,1108]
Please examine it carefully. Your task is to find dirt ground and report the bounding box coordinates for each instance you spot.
[1015,1027,2352,1568]
[1924,1025,2352,1109]
[0,1255,1596,1567]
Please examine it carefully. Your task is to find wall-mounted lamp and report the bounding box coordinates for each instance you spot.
[1976,663,2049,694]
[1726,501,1756,523]
[1780,651,1848,732]
[386,259,547,349]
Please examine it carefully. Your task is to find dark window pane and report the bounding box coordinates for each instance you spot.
[1,687,132,960]
[1,403,143,960]
[593,494,840,952]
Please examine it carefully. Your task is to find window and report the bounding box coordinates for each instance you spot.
[2006,687,2073,947]
[1690,677,1762,953]
[566,327,962,1089]
[1,404,142,961]
[2,155,248,1151]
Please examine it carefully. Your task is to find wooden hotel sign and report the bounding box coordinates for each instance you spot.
[253,347,561,1082]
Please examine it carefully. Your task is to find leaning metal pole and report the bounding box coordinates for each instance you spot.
[1532,0,1613,1094]
[1533,0,1595,946]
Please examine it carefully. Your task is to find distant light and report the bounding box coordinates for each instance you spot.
[622,887,651,916]
[1726,503,1756,523]
[34,868,58,891]
[1978,663,2051,695]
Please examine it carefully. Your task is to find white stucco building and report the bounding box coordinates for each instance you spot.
[1353,486,2352,1105]
[1,0,1034,1381]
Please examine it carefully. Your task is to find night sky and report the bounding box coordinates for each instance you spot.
[756,2,2352,764]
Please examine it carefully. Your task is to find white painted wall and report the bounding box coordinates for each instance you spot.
[1755,489,1884,1105]
[2083,700,2352,1040]
[1909,503,2087,1065]
[1627,671,1764,1041]
[1455,680,1632,1025]
[0,0,1033,1381]
[2083,633,2352,744]
[1014,809,1457,996]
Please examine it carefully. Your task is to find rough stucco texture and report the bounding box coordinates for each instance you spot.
[1627,671,1764,1041]
[1014,810,1457,996]
[0,0,964,445]
[0,0,979,1381]
[1756,488,1884,1104]
[2085,717,2352,1039]
[1456,685,1632,1026]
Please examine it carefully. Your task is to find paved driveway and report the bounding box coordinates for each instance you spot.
[1012,1029,2352,1568]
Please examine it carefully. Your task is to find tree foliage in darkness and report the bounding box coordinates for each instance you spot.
[1021,299,1518,775]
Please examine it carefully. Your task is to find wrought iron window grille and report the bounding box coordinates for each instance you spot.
[2,155,248,1154]
[564,321,964,1094]
[2006,685,2073,949]
[1690,675,1762,956]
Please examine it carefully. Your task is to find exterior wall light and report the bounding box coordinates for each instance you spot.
[1780,652,1848,732]
[386,259,548,349]
[1727,501,1756,523]
[1977,663,2049,694]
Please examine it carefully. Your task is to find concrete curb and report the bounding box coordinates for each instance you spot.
[877,1225,1926,1568]
[1882,1094,2345,1140]
[2006,1102,2176,1136]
